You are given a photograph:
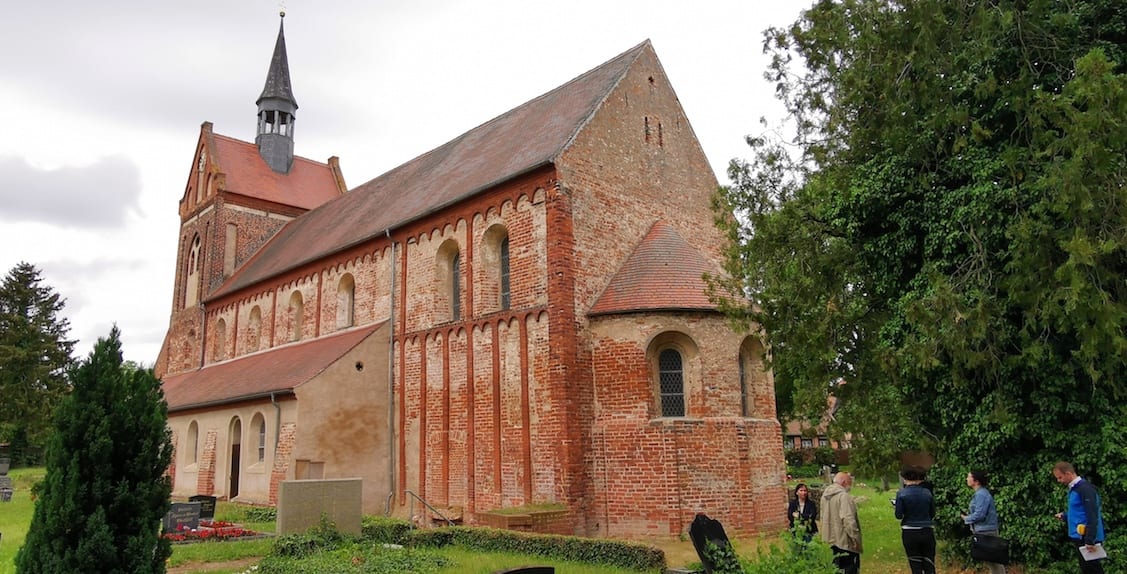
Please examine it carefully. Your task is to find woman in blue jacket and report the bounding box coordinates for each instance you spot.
[962,470,1005,574]
[895,466,936,574]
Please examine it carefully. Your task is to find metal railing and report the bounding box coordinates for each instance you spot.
[404,490,455,527]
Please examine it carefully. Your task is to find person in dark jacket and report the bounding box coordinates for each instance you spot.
[895,466,937,574]
[1053,461,1106,574]
[788,483,819,539]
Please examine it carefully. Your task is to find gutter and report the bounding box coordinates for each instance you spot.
[168,390,295,414]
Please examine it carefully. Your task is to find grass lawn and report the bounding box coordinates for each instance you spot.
[2,468,993,574]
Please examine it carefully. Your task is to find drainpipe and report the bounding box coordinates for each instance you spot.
[270,392,281,455]
[386,229,396,503]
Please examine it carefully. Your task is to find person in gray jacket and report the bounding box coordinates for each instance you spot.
[821,472,862,574]
[962,470,1005,574]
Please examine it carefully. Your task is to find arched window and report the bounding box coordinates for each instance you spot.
[248,306,262,352]
[214,318,227,361]
[499,237,511,310]
[187,421,199,464]
[289,291,304,342]
[658,349,685,417]
[337,274,355,329]
[451,252,461,320]
[739,337,765,417]
[251,413,267,463]
[436,240,462,322]
[185,234,202,307]
[649,332,698,418]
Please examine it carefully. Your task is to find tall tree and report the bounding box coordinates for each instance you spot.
[0,262,76,465]
[715,0,1125,567]
[16,326,173,574]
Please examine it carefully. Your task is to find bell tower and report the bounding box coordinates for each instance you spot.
[256,11,298,173]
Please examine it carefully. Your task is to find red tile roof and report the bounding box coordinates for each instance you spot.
[588,221,721,316]
[161,323,383,411]
[209,41,653,300]
[212,133,343,210]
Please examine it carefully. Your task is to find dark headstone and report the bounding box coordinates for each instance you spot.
[189,495,217,520]
[493,568,555,574]
[689,513,735,574]
[162,502,201,532]
[0,457,9,475]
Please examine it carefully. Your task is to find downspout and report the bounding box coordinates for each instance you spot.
[270,392,281,454]
[386,229,397,509]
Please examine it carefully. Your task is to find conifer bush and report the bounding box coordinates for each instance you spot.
[16,327,173,573]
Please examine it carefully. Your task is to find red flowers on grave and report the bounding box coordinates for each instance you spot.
[161,521,258,542]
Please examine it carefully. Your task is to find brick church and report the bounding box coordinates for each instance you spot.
[155,14,786,538]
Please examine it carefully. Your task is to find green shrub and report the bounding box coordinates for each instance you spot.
[741,531,837,574]
[361,515,413,544]
[258,541,450,573]
[407,526,665,571]
[272,514,353,558]
[245,506,278,522]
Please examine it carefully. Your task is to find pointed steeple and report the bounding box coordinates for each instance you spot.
[255,11,298,173]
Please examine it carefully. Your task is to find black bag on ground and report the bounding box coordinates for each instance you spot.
[971,533,1010,565]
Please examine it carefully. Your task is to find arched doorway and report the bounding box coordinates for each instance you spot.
[229,417,242,499]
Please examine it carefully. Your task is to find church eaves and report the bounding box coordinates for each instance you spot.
[209,40,654,301]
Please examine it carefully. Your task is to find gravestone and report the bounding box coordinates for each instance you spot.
[162,502,201,532]
[0,457,9,475]
[189,495,217,520]
[689,513,736,574]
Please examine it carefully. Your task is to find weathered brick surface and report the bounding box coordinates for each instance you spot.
[161,48,785,538]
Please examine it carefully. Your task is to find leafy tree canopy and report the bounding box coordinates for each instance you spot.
[0,262,76,464]
[715,0,1125,567]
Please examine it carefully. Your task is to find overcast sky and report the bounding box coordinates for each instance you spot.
[0,0,809,365]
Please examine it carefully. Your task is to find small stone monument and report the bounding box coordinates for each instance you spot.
[189,495,217,520]
[162,502,202,532]
[689,513,736,574]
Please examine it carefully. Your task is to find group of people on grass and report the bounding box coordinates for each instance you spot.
[786,461,1106,574]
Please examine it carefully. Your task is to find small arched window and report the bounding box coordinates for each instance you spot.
[252,413,267,463]
[337,274,355,329]
[187,421,199,464]
[248,306,262,352]
[215,318,227,362]
[185,234,202,307]
[289,291,304,342]
[451,252,462,321]
[739,337,765,417]
[499,237,511,310]
[659,349,685,417]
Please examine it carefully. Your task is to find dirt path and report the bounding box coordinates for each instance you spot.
[167,557,258,574]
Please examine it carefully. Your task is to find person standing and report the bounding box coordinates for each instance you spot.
[962,470,1005,574]
[895,466,936,574]
[1053,461,1106,574]
[788,483,819,540]
[821,472,862,574]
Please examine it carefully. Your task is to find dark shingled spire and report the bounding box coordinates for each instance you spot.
[255,11,298,173]
[257,12,297,107]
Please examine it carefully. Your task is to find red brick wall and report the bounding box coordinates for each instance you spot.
[269,422,297,504]
[586,313,786,537]
[196,429,218,496]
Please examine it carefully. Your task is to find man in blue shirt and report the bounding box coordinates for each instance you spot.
[1053,461,1106,574]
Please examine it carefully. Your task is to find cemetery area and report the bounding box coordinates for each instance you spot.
[0,462,979,574]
